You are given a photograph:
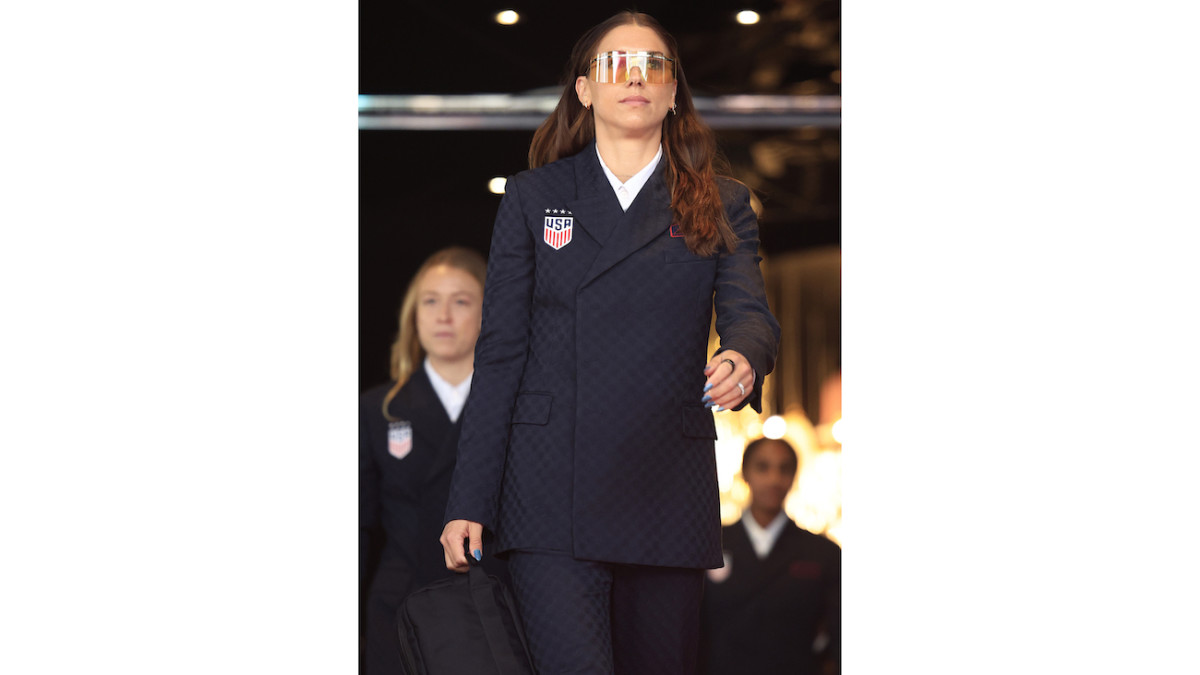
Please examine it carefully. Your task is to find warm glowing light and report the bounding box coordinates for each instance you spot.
[731,479,749,506]
[714,437,745,492]
[719,501,740,524]
[736,10,760,25]
[762,415,787,439]
[786,450,842,538]
[487,177,507,194]
[495,10,519,25]
[830,418,843,444]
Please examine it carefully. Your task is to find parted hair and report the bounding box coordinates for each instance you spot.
[528,10,740,257]
[382,246,487,421]
[741,437,800,478]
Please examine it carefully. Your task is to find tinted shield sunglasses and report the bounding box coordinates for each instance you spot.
[588,50,677,84]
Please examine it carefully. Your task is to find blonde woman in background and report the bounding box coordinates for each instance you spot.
[359,246,507,675]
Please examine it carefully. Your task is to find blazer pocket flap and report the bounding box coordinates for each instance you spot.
[511,392,552,425]
[681,406,717,439]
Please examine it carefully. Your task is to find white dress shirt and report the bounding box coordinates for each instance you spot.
[423,359,472,423]
[741,510,790,560]
[597,144,663,211]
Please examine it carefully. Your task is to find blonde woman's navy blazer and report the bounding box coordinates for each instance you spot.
[445,143,780,570]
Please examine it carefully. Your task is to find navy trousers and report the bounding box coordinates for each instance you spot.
[507,551,706,675]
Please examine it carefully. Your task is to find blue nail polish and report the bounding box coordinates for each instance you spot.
[714,406,725,412]
[705,401,716,409]
[703,383,713,392]
[472,549,482,561]
[701,394,712,404]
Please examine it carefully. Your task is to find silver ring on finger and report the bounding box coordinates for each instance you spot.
[737,382,745,396]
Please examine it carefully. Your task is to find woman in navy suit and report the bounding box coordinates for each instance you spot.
[440,11,781,674]
[359,246,507,675]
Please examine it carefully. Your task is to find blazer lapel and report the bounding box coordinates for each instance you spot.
[400,368,464,484]
[570,145,674,290]
[720,521,799,614]
[566,144,621,248]
[391,368,451,445]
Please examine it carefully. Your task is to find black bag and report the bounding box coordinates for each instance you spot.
[396,559,535,675]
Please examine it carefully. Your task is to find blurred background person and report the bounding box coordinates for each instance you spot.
[359,246,507,675]
[700,437,841,675]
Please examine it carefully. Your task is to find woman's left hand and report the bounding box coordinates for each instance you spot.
[702,350,755,411]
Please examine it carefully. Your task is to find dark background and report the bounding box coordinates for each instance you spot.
[359,0,841,391]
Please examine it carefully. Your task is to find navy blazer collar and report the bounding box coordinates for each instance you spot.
[390,366,465,482]
[388,366,451,432]
[567,142,673,289]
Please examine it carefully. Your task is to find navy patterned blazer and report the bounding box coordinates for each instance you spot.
[444,143,780,570]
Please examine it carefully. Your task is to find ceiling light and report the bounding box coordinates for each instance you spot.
[495,10,519,25]
[762,415,787,439]
[736,10,760,25]
[488,177,508,194]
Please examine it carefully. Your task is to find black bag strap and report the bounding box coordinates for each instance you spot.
[467,559,531,674]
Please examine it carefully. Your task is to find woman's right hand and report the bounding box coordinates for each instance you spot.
[440,519,484,573]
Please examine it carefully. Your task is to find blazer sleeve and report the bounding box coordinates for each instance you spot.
[443,175,535,534]
[713,179,781,414]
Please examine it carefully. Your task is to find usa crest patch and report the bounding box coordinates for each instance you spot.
[387,420,413,460]
[543,209,574,250]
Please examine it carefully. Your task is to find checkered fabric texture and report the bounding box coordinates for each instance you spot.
[444,142,780,570]
[507,552,705,675]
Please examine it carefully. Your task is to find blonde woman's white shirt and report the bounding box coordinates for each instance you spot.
[423,358,472,423]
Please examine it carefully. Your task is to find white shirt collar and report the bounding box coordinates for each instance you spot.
[597,144,663,212]
[423,358,472,423]
[741,510,790,560]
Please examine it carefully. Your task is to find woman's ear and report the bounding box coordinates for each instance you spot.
[575,76,591,108]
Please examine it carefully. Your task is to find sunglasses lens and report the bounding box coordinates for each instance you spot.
[593,53,611,82]
[591,52,675,84]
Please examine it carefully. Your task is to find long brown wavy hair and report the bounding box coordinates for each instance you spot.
[528,11,739,257]
[382,246,487,421]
